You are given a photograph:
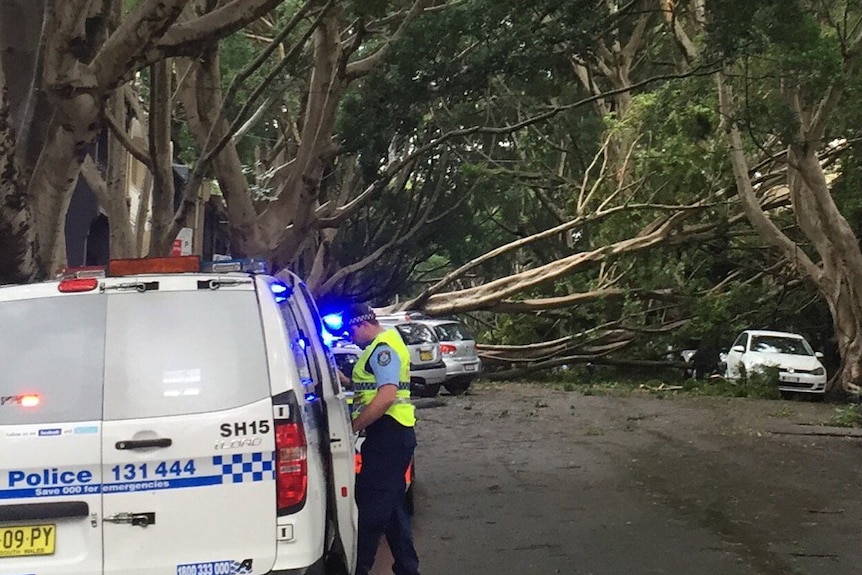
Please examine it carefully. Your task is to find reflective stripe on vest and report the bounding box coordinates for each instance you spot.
[352,328,415,427]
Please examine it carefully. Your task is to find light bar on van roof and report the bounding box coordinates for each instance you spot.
[109,256,200,276]
[200,258,268,274]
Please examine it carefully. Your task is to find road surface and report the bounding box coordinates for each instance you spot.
[370,382,862,575]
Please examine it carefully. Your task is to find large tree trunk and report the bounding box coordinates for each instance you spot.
[261,6,347,267]
[0,87,39,283]
[787,145,862,394]
[1,0,283,281]
[718,73,862,395]
[175,52,263,256]
[147,59,177,255]
[105,89,135,258]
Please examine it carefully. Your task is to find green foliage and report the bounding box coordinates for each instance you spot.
[828,403,862,428]
[739,367,782,400]
[338,0,599,177]
[707,1,847,144]
[706,0,819,59]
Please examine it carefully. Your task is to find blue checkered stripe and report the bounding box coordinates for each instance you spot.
[212,452,275,484]
[231,560,253,575]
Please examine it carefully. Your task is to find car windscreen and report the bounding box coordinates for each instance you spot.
[750,335,813,356]
[433,322,475,342]
[104,290,270,420]
[0,295,106,425]
[394,323,437,345]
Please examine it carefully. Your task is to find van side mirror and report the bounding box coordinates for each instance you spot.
[732,345,745,353]
[815,351,824,359]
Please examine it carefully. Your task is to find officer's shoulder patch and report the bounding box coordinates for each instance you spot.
[377,349,392,366]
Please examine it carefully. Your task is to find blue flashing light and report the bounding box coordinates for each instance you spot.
[270,282,290,303]
[304,392,318,403]
[321,312,347,348]
[322,329,340,348]
[322,312,344,332]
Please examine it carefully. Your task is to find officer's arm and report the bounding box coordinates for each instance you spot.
[351,384,397,433]
[338,369,351,386]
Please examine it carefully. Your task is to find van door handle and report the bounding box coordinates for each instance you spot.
[115,438,172,450]
[104,512,156,527]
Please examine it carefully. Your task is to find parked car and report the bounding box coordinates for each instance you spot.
[376,319,447,398]
[0,256,357,575]
[416,318,482,395]
[724,330,827,396]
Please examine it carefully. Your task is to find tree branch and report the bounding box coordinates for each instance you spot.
[155,0,287,58]
[716,72,821,280]
[345,0,435,80]
[91,0,189,87]
[105,111,152,170]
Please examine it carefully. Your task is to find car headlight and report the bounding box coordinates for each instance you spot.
[812,367,825,376]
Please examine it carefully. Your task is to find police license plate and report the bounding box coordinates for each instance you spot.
[0,524,56,557]
[420,350,432,361]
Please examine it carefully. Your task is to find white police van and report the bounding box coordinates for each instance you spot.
[0,257,357,575]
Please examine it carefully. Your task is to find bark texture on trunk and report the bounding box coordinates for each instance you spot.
[0,87,39,283]
[147,59,177,255]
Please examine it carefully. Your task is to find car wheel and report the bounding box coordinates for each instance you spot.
[444,376,471,396]
[411,381,440,398]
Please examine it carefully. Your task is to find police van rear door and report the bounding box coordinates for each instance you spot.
[0,287,106,575]
[287,280,357,571]
[100,277,277,575]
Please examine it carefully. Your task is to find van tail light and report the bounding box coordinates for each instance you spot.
[275,422,307,511]
[58,278,99,293]
[440,344,457,355]
[19,394,41,408]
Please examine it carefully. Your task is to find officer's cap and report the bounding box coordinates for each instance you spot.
[343,303,376,327]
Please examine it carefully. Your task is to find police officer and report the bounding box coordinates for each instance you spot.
[342,303,419,575]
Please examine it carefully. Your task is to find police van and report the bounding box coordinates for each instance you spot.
[0,257,357,575]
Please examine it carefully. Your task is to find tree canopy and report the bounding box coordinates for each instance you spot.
[3,0,862,392]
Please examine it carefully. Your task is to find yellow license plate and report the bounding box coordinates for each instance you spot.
[0,524,55,557]
[419,351,432,361]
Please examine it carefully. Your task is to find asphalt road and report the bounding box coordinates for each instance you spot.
[370,382,862,575]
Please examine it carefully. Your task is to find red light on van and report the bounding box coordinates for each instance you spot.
[440,344,457,355]
[109,256,200,276]
[20,394,40,407]
[58,278,99,293]
[275,422,308,511]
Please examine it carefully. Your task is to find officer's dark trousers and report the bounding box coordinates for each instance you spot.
[355,415,419,575]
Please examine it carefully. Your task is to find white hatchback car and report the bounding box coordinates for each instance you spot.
[724,330,827,395]
[0,257,358,575]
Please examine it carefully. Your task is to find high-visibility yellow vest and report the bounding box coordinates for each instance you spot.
[352,328,415,428]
